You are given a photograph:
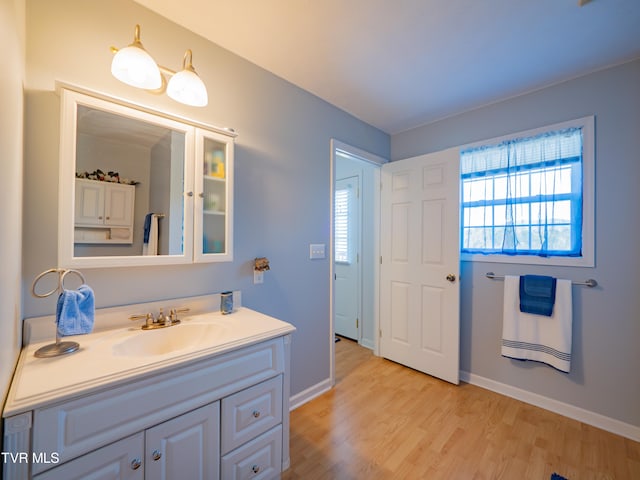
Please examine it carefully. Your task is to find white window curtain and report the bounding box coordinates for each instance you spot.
[461,127,583,257]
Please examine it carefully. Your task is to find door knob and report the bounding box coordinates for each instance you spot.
[446,274,456,283]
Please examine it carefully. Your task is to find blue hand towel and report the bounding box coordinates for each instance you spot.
[143,213,153,243]
[56,284,95,336]
[519,275,557,316]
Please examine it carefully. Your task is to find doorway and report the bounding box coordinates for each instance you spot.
[330,140,385,384]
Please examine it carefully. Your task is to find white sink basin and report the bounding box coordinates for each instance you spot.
[112,324,227,357]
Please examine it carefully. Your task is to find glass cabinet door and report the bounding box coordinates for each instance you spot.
[194,128,234,262]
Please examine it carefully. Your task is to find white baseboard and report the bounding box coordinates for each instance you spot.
[460,371,640,442]
[359,338,375,350]
[289,378,333,411]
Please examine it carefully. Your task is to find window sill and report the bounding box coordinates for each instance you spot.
[461,252,594,268]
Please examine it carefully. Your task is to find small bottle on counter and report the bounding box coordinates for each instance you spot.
[221,291,233,314]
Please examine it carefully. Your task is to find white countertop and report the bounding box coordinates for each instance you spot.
[3,301,295,418]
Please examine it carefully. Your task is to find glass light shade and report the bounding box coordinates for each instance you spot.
[111,45,162,90]
[167,69,208,107]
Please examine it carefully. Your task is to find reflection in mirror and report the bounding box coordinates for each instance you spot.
[72,105,185,258]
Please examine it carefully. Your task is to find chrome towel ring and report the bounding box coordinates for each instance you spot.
[31,268,86,298]
[30,267,87,358]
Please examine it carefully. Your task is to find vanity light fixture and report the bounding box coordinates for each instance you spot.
[110,24,208,107]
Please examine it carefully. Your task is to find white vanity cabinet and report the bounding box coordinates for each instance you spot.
[3,334,292,480]
[74,178,135,244]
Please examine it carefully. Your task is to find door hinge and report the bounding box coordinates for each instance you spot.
[380,255,383,264]
[379,329,382,337]
[356,318,359,328]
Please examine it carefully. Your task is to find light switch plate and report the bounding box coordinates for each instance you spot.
[253,270,264,284]
[309,243,326,259]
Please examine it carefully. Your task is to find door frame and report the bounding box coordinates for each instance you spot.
[329,139,386,387]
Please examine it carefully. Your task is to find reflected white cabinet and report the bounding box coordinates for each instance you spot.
[74,179,135,244]
[194,129,234,262]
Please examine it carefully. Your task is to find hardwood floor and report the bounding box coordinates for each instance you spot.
[282,337,640,479]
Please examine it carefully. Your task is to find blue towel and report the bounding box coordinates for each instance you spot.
[519,275,557,316]
[56,284,95,336]
[143,213,153,243]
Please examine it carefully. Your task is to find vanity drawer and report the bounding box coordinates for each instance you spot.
[221,425,283,480]
[221,375,283,454]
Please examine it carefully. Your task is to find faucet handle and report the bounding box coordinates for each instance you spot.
[169,307,190,323]
[129,313,154,328]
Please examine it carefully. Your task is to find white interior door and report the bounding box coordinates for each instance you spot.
[380,147,460,384]
[334,176,360,340]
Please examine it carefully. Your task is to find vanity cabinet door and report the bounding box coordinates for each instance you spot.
[193,128,234,263]
[33,433,144,480]
[145,402,220,480]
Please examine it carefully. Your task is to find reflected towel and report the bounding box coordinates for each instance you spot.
[56,285,95,336]
[142,213,159,256]
[502,275,573,372]
[519,275,557,316]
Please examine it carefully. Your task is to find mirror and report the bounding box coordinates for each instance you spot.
[75,105,185,257]
[58,88,195,268]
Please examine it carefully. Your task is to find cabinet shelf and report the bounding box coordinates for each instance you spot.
[204,175,225,182]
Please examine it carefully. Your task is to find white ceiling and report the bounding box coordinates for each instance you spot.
[134,0,640,134]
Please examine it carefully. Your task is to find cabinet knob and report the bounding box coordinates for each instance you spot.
[152,449,162,461]
[251,464,260,474]
[105,216,110,220]
[252,410,261,419]
[130,458,142,470]
[186,191,194,197]
[98,216,103,220]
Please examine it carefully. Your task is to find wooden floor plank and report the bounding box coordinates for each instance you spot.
[283,337,640,479]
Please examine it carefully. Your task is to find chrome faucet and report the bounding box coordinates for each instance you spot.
[129,307,190,330]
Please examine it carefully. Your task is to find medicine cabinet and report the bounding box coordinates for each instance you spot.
[58,88,235,268]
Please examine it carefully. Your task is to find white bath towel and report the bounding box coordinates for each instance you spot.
[501,275,573,372]
[142,214,159,256]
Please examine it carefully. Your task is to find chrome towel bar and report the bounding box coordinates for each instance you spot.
[485,272,597,288]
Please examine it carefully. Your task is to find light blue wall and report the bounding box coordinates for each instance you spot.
[0,0,24,408]
[22,0,389,398]
[391,59,640,427]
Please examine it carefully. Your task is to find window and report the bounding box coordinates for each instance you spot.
[460,117,594,267]
[334,186,352,263]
